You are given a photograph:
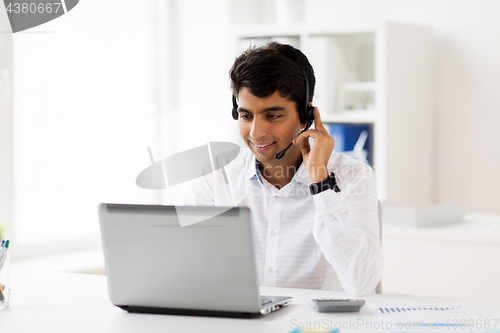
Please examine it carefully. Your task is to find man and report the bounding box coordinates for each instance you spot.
[184,42,382,296]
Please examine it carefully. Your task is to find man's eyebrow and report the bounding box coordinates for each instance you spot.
[238,106,287,113]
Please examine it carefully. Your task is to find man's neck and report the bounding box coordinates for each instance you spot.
[259,154,303,189]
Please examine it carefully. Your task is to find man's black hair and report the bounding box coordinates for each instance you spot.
[229,42,315,124]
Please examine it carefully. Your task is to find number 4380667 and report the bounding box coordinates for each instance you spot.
[5,2,62,14]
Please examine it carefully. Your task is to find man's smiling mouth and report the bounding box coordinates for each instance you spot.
[250,141,276,151]
[254,143,273,148]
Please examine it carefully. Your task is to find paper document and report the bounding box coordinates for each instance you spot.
[368,303,479,325]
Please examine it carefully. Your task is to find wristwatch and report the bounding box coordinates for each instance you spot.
[309,172,340,195]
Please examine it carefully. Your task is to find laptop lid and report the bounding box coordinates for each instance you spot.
[98,204,263,314]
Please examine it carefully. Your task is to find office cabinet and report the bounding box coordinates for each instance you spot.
[382,214,500,301]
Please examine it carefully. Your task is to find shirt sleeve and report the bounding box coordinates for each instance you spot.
[311,165,383,296]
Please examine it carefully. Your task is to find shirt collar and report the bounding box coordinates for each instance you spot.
[244,157,259,180]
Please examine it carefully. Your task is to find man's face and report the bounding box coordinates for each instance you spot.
[237,87,305,166]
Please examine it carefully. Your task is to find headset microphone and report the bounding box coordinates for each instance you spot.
[274,124,309,160]
[274,144,291,160]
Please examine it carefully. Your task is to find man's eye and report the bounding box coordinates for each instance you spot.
[239,114,251,120]
[268,115,281,119]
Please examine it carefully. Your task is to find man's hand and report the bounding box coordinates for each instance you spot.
[293,107,335,183]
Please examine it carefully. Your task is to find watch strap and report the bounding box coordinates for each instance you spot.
[309,172,340,195]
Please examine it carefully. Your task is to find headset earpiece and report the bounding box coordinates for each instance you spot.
[303,104,314,131]
[232,95,239,120]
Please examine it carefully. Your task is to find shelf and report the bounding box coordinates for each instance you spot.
[339,82,377,112]
[320,111,379,124]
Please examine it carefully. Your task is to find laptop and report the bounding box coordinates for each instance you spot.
[98,203,292,318]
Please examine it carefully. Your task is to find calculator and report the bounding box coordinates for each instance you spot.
[309,299,365,312]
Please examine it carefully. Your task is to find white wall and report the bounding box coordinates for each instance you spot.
[303,0,500,213]
[0,10,13,240]
[151,0,238,205]
[10,0,159,246]
[3,0,239,249]
[170,0,237,144]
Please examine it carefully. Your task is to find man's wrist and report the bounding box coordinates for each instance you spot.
[310,167,329,183]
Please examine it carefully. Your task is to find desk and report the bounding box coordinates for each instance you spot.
[1,270,499,333]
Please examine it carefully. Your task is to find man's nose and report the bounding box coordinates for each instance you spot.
[249,116,268,138]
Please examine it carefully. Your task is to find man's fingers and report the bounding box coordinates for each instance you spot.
[295,131,311,156]
[293,130,312,145]
[312,107,327,132]
[300,144,311,155]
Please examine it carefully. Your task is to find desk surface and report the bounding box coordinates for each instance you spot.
[1,270,499,333]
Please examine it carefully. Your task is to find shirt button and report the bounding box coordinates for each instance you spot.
[271,230,277,236]
[268,267,273,273]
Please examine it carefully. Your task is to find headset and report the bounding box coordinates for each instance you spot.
[232,70,315,159]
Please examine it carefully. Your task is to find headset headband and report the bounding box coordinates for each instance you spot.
[232,70,313,127]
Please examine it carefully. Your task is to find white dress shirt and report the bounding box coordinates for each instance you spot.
[183,148,383,296]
